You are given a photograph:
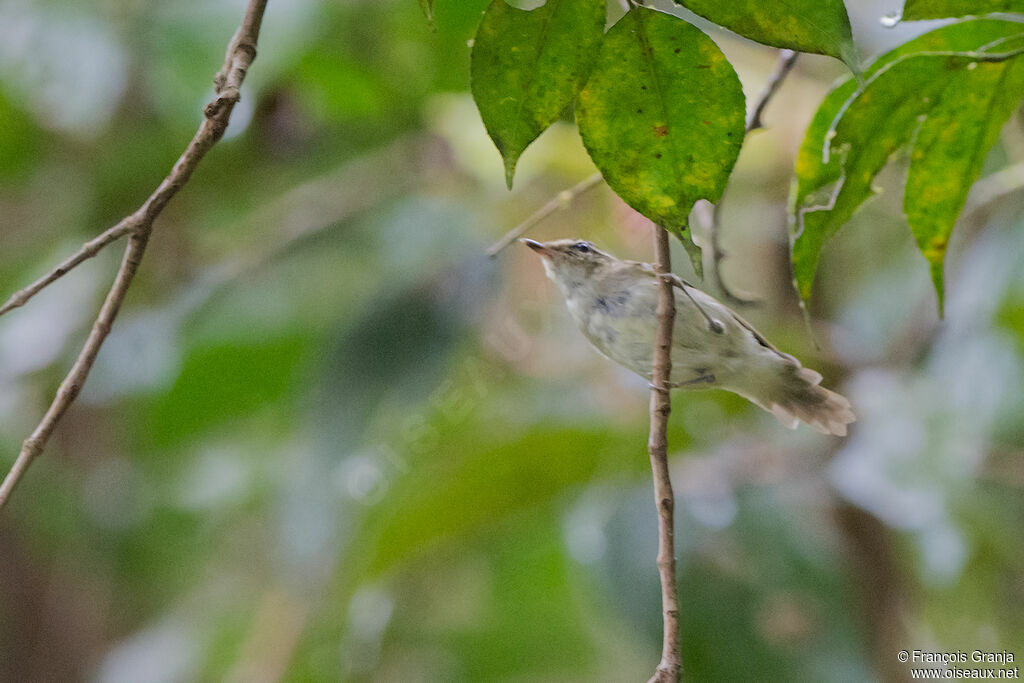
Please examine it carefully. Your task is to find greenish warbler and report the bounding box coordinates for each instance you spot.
[523,238,855,436]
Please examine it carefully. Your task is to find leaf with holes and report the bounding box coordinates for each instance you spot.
[903,0,1024,20]
[793,19,1024,215]
[470,0,605,189]
[790,19,1024,309]
[673,0,857,70]
[576,6,744,269]
[905,51,1024,310]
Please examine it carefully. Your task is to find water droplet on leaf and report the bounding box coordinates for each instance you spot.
[880,12,901,28]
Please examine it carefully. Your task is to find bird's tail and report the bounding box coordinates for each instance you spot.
[741,361,856,437]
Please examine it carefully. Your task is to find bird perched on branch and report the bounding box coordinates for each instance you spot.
[522,238,855,436]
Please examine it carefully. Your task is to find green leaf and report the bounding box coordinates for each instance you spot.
[344,424,656,582]
[673,0,857,69]
[793,19,1024,212]
[470,0,606,189]
[791,59,951,303]
[0,91,40,179]
[905,52,1024,310]
[903,0,1024,20]
[576,6,744,255]
[143,335,312,449]
[789,19,1024,304]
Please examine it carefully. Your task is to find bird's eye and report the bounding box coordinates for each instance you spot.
[574,242,591,253]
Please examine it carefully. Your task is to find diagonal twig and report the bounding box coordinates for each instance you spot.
[0,0,270,511]
[486,172,604,257]
[702,49,799,305]
[746,49,798,134]
[0,221,135,317]
[647,225,682,683]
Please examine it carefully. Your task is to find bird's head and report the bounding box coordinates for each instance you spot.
[520,238,615,288]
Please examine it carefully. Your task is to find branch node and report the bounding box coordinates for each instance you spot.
[234,42,258,64]
[20,437,42,458]
[125,214,145,237]
[205,89,241,119]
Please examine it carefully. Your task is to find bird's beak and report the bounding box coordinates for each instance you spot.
[520,238,548,256]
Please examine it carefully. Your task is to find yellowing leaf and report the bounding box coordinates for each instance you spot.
[905,53,1024,311]
[576,6,744,265]
[903,0,1024,20]
[674,0,858,70]
[790,19,1024,309]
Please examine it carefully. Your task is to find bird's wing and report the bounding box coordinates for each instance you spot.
[722,307,786,356]
[628,260,792,360]
[621,260,657,276]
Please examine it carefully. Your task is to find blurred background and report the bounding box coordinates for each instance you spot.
[1,0,1022,681]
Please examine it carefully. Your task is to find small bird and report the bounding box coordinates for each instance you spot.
[522,238,855,436]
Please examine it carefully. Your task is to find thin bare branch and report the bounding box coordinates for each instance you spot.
[0,221,135,317]
[486,172,603,257]
[0,2,269,319]
[647,225,682,683]
[703,49,799,305]
[703,199,755,305]
[0,0,270,511]
[746,50,798,133]
[0,234,149,508]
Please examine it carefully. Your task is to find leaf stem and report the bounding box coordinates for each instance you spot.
[703,49,799,305]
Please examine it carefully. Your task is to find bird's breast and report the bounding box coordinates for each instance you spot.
[564,287,659,376]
